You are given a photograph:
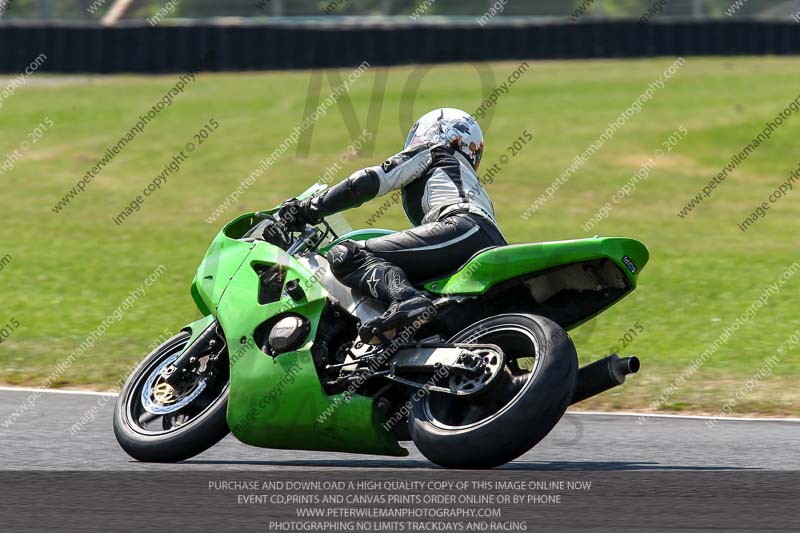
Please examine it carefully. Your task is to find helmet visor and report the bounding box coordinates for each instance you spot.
[404,122,419,149]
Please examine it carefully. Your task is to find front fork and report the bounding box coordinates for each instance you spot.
[162,318,225,387]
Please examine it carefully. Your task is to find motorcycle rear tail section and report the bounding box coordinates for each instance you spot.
[423,236,649,330]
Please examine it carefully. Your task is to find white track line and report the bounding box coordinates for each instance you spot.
[1,386,798,423]
[569,410,800,423]
[0,386,117,397]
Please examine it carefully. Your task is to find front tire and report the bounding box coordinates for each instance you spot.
[408,314,577,469]
[113,330,230,463]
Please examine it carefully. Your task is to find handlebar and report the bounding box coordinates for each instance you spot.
[286,226,323,255]
[248,205,339,256]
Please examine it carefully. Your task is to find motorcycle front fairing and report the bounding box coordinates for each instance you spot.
[189,210,406,457]
[191,182,330,315]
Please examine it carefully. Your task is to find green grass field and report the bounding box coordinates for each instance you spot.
[1,57,798,415]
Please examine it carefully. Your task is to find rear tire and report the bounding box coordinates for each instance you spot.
[113,330,230,463]
[408,314,577,469]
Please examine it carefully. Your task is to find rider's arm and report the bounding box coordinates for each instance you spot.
[301,143,434,222]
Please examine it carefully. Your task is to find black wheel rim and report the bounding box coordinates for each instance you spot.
[423,324,540,430]
[123,332,229,436]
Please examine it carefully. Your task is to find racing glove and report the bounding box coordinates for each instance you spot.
[279,169,381,231]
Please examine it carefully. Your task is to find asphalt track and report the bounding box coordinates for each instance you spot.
[1,387,798,471]
[1,388,799,532]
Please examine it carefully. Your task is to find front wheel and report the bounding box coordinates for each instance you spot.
[113,328,230,462]
[408,314,577,469]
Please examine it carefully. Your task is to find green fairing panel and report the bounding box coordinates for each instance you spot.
[191,212,258,315]
[215,239,406,457]
[193,176,329,311]
[320,228,396,254]
[425,236,649,297]
[189,208,404,456]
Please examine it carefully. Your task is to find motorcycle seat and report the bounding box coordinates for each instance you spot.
[412,245,501,289]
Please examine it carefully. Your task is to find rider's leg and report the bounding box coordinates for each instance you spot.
[327,240,433,344]
[327,213,505,344]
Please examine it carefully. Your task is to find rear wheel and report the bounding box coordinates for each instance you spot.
[408,314,577,469]
[113,329,230,462]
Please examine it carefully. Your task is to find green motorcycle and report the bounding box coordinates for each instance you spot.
[113,183,648,469]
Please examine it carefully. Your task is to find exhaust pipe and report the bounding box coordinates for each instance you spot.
[570,354,640,405]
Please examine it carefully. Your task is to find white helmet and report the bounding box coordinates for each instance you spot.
[404,108,484,170]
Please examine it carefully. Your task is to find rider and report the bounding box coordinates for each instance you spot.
[280,108,506,344]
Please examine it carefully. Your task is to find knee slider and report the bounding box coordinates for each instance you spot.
[327,240,362,278]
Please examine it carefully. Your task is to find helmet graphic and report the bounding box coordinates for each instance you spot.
[404,108,484,170]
